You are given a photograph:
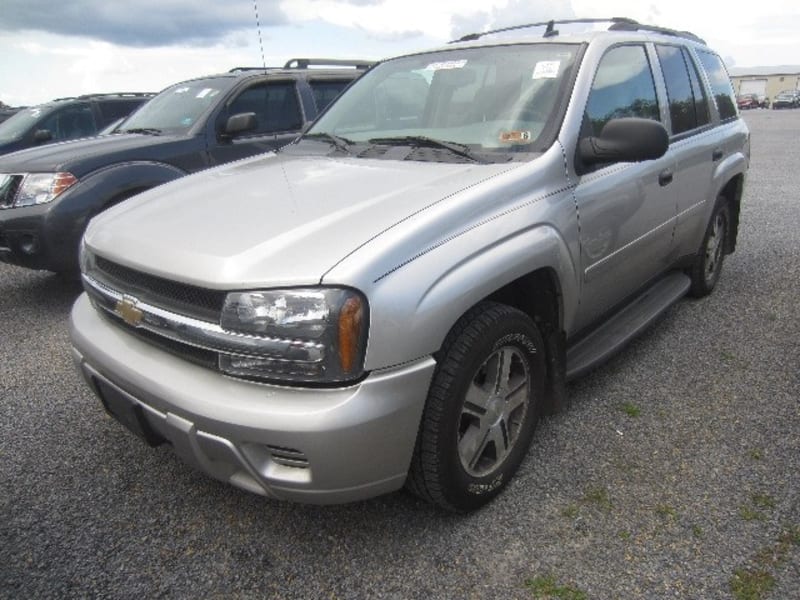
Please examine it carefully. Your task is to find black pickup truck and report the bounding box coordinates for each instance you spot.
[0,59,370,273]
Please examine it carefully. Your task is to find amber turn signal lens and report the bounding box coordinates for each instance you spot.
[338,296,364,373]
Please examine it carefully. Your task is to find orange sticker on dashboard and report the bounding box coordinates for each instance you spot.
[499,130,532,143]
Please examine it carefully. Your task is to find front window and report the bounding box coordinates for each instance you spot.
[0,106,55,143]
[305,44,579,162]
[119,77,235,134]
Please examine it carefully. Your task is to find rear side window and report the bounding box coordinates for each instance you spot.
[696,51,737,120]
[226,82,303,134]
[98,99,145,124]
[40,104,97,140]
[584,45,660,137]
[655,45,710,135]
[309,80,351,113]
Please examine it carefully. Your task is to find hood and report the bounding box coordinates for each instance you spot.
[0,133,195,177]
[86,152,518,288]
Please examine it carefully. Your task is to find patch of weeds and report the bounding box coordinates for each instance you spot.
[739,505,766,522]
[729,524,800,600]
[655,504,677,520]
[740,493,776,521]
[620,402,641,417]
[692,525,703,538]
[751,494,776,510]
[618,530,631,540]
[721,349,736,362]
[582,486,612,511]
[525,575,587,600]
[730,567,774,600]
[748,448,763,460]
[561,504,580,519]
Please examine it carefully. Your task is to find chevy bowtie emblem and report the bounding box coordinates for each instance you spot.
[115,295,144,326]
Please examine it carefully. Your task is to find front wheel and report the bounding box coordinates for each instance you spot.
[406,302,546,512]
[689,200,729,297]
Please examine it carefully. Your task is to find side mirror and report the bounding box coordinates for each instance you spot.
[223,112,257,137]
[578,118,668,167]
[33,129,53,143]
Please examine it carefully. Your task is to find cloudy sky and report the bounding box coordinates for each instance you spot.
[1,0,798,106]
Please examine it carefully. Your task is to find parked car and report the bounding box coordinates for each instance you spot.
[70,18,748,511]
[0,93,153,155]
[736,93,760,109]
[0,59,370,273]
[772,90,800,109]
[0,106,24,124]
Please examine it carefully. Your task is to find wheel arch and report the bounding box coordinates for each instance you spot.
[718,174,744,254]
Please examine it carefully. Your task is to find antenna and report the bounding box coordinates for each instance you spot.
[252,0,267,75]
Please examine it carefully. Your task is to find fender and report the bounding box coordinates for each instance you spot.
[362,220,579,371]
[41,161,188,271]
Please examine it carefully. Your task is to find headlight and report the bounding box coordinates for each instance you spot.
[14,172,77,207]
[220,288,368,384]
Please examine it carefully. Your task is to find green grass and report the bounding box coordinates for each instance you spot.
[748,448,764,460]
[582,486,612,511]
[655,504,677,520]
[620,402,641,417]
[525,575,587,600]
[729,525,799,600]
[692,525,703,538]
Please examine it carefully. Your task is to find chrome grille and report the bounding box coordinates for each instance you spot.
[93,256,226,322]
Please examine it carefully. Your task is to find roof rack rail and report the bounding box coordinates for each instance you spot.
[452,17,705,45]
[282,58,374,70]
[76,92,156,99]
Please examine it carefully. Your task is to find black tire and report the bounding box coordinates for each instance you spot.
[689,199,729,297]
[406,301,546,512]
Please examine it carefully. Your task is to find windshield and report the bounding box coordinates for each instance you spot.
[307,43,578,160]
[0,105,54,143]
[118,77,234,134]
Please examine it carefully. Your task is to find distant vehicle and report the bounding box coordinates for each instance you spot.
[0,94,153,156]
[736,93,760,110]
[757,94,770,109]
[0,107,24,124]
[0,59,371,274]
[772,90,800,109]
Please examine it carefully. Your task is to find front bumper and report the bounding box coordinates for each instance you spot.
[69,293,436,504]
[0,202,82,272]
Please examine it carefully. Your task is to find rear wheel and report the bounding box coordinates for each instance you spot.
[689,199,729,297]
[406,302,546,512]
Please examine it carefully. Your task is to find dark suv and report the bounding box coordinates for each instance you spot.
[0,59,370,273]
[0,94,153,155]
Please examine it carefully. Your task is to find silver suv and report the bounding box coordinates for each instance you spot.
[69,18,749,511]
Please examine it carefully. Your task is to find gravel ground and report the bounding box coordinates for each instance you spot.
[1,110,798,599]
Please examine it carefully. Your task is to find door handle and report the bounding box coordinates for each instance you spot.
[712,148,724,161]
[658,169,673,187]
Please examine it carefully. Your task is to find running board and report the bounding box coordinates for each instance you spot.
[566,272,691,380]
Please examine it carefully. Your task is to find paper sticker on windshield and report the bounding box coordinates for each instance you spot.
[532,61,560,79]
[499,130,532,144]
[426,59,468,71]
[196,88,213,98]
[29,108,42,117]
[174,87,190,94]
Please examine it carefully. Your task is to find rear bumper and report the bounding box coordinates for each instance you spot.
[69,293,436,504]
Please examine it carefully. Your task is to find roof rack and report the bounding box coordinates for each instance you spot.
[229,59,374,74]
[50,92,155,102]
[452,17,705,45]
[282,58,374,70]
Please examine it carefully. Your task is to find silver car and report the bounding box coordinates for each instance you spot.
[70,18,749,511]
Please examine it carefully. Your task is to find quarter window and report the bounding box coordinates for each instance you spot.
[655,45,710,135]
[584,45,660,137]
[696,51,737,120]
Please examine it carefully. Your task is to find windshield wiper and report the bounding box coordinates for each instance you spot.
[121,127,162,136]
[303,132,354,154]
[367,136,481,162]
